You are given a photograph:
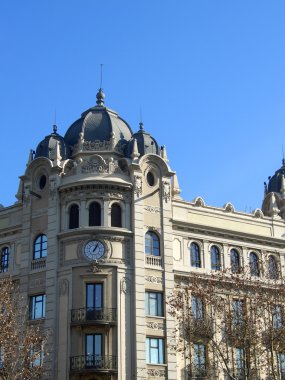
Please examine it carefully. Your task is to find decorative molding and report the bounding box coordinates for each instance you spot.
[134,175,142,197]
[146,321,164,330]
[72,139,126,155]
[145,275,163,284]
[120,277,131,294]
[162,181,170,202]
[147,368,166,377]
[224,202,235,213]
[59,278,69,296]
[49,179,57,200]
[193,196,205,207]
[144,205,161,214]
[253,208,264,218]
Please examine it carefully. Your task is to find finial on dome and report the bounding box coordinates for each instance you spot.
[53,124,58,134]
[139,122,144,131]
[96,88,105,106]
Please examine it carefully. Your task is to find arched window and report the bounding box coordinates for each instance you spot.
[0,247,9,273]
[145,232,160,256]
[111,203,122,228]
[190,243,201,268]
[268,255,278,280]
[89,202,101,226]
[33,235,47,260]
[249,252,260,277]
[230,249,240,273]
[69,204,79,229]
[211,245,221,271]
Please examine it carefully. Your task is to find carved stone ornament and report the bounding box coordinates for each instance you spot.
[146,321,164,330]
[147,368,166,377]
[23,185,31,206]
[134,175,143,197]
[144,205,161,214]
[163,181,171,202]
[120,277,131,294]
[49,179,57,199]
[81,155,123,175]
[253,208,264,218]
[145,275,163,284]
[59,279,69,296]
[193,196,205,207]
[224,202,235,213]
[72,138,126,155]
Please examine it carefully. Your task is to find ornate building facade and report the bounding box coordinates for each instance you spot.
[0,89,285,380]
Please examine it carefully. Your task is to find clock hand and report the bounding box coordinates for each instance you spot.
[92,243,99,253]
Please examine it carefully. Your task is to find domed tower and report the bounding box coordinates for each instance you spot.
[35,124,68,162]
[262,159,285,219]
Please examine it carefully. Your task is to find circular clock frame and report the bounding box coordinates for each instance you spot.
[83,240,106,261]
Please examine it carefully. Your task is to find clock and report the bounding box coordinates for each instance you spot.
[84,240,105,261]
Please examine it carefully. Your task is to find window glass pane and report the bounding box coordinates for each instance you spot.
[146,338,150,363]
[211,246,220,270]
[89,202,101,226]
[111,204,122,227]
[94,335,102,356]
[249,252,259,276]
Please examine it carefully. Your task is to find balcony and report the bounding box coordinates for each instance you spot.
[71,308,116,326]
[70,355,117,373]
[31,258,46,271]
[145,255,163,267]
[188,317,213,340]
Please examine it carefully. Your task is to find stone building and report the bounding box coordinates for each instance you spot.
[0,88,285,380]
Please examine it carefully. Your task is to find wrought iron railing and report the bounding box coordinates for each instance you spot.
[190,367,207,379]
[71,308,116,324]
[70,355,117,372]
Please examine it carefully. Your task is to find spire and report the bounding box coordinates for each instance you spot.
[161,145,169,162]
[96,88,105,106]
[26,149,34,167]
[131,138,140,160]
[171,173,181,199]
[281,174,285,198]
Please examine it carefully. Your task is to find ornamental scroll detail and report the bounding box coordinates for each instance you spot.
[147,368,166,377]
[73,139,126,155]
[134,175,142,197]
[163,181,171,202]
[81,155,123,175]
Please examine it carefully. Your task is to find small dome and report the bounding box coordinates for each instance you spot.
[126,122,159,158]
[64,89,133,156]
[35,125,68,160]
[268,160,285,193]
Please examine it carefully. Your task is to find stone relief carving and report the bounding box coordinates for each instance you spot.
[145,275,163,284]
[49,179,57,199]
[72,138,126,155]
[146,321,164,330]
[144,205,161,214]
[224,202,235,213]
[62,160,77,176]
[134,175,142,197]
[81,155,109,173]
[163,181,171,202]
[253,208,264,218]
[120,277,131,294]
[147,368,166,377]
[59,278,69,296]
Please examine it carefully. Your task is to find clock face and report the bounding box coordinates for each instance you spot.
[84,240,105,261]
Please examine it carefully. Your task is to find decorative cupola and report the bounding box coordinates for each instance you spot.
[262,159,285,219]
[126,122,159,158]
[34,124,67,162]
[64,89,133,158]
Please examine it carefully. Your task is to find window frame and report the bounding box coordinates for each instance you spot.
[230,248,241,274]
[69,204,79,229]
[210,245,221,271]
[268,255,278,280]
[111,203,122,228]
[146,337,165,364]
[145,291,164,317]
[30,294,46,320]
[232,299,244,326]
[89,202,101,227]
[249,252,260,277]
[190,242,201,268]
[33,235,47,260]
[191,295,204,320]
[0,247,9,273]
[272,305,283,329]
[145,231,160,256]
[193,343,206,376]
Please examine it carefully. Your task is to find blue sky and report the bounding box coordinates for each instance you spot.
[1,0,285,211]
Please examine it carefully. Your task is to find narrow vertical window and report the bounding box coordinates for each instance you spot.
[249,252,260,277]
[86,283,103,320]
[232,300,244,325]
[0,247,9,273]
[230,249,240,273]
[85,334,103,368]
[145,232,160,256]
[191,243,201,268]
[69,204,79,229]
[111,204,122,227]
[145,292,163,316]
[191,296,203,320]
[193,343,206,377]
[30,294,46,320]
[211,245,221,271]
[146,338,164,364]
[268,255,278,280]
[272,305,283,329]
[33,235,47,259]
[235,347,245,378]
[279,353,285,377]
[89,202,101,226]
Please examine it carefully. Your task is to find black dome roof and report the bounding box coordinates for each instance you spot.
[35,126,68,160]
[126,123,159,158]
[64,89,133,156]
[268,161,285,193]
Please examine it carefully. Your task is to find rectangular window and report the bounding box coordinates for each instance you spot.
[235,347,245,377]
[0,248,9,273]
[86,283,103,320]
[146,338,164,364]
[191,296,203,320]
[0,346,3,369]
[272,305,283,329]
[193,343,206,376]
[85,334,103,368]
[145,292,163,317]
[30,294,46,320]
[279,353,285,375]
[232,300,244,325]
[30,344,44,367]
